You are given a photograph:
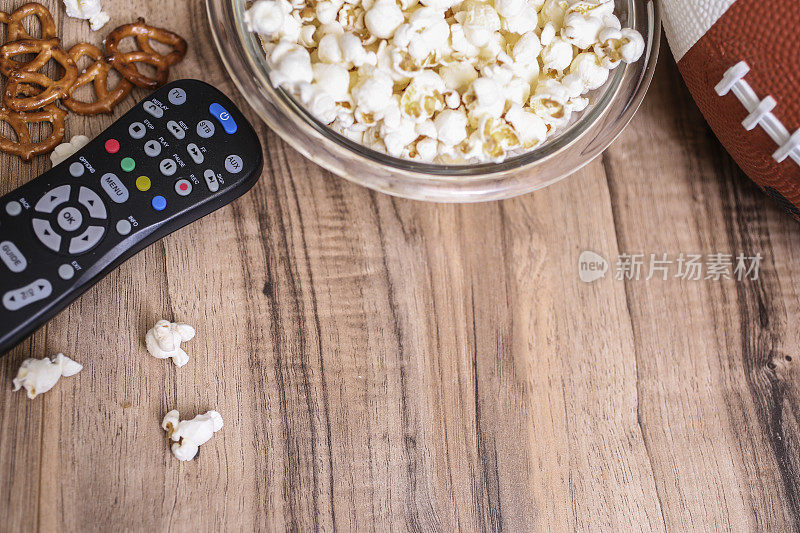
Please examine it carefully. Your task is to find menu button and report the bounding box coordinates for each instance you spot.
[100,173,129,203]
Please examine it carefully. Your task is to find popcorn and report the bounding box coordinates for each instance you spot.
[365,0,404,39]
[463,77,505,120]
[502,4,538,35]
[244,0,285,35]
[352,67,394,116]
[251,0,645,162]
[568,52,609,91]
[594,27,645,68]
[268,42,313,90]
[434,108,468,146]
[13,353,82,399]
[541,36,574,72]
[63,0,109,31]
[400,70,447,122]
[162,410,224,461]
[455,1,501,48]
[145,320,196,367]
[312,63,352,101]
[50,135,90,167]
[561,11,604,48]
[506,104,547,148]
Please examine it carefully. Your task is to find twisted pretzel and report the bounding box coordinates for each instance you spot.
[105,18,187,89]
[6,3,57,42]
[63,43,133,115]
[0,104,66,161]
[0,39,78,111]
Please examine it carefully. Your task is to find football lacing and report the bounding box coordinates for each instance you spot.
[716,61,800,167]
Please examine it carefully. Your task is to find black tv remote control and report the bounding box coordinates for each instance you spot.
[0,79,263,355]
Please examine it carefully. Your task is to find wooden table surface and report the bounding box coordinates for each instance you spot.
[2,1,800,531]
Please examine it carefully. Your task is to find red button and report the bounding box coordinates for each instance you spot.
[105,139,120,154]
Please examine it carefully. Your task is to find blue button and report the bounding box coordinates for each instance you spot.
[151,196,167,211]
[209,103,237,134]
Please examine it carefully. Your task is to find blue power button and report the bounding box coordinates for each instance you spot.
[209,103,237,134]
[152,195,167,211]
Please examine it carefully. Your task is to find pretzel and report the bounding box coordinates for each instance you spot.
[6,2,57,42]
[0,39,78,111]
[0,104,66,161]
[105,18,187,89]
[63,43,134,115]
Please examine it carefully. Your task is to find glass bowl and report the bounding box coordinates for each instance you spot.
[206,0,661,202]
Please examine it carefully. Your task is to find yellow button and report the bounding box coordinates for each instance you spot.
[136,176,151,191]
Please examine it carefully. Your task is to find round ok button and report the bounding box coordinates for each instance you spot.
[57,207,83,232]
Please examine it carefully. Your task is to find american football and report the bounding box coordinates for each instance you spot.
[661,0,800,218]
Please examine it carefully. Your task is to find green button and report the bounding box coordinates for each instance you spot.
[121,157,135,172]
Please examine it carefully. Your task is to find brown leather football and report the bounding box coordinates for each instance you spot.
[662,0,800,219]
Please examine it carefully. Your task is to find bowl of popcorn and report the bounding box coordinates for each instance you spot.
[207,0,659,201]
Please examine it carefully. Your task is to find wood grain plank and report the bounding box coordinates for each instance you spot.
[603,57,800,532]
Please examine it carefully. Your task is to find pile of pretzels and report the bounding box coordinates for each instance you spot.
[0,2,187,161]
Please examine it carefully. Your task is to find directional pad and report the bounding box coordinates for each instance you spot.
[35,185,70,213]
[78,187,107,219]
[69,226,105,255]
[32,219,61,252]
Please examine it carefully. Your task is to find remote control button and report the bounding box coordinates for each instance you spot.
[105,139,120,154]
[168,88,187,105]
[203,169,220,192]
[167,121,185,140]
[186,143,204,164]
[58,264,74,280]
[151,195,167,211]
[57,207,83,232]
[116,219,132,235]
[225,155,243,174]
[69,226,105,255]
[129,122,146,139]
[143,100,163,118]
[3,279,52,311]
[197,120,215,138]
[121,157,136,172]
[35,185,71,213]
[101,173,129,203]
[209,103,238,134]
[144,139,162,157]
[32,219,61,252]
[136,176,151,191]
[5,201,22,216]
[69,161,85,177]
[175,179,192,196]
[78,187,107,219]
[159,158,177,176]
[0,241,26,273]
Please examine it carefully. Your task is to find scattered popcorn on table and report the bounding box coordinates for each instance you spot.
[245,0,645,163]
[145,320,196,367]
[62,0,110,31]
[50,135,90,167]
[162,409,224,461]
[12,353,83,400]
